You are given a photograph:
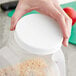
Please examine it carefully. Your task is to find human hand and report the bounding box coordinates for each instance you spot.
[10,0,72,47]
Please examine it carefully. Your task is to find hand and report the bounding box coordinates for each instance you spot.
[10,0,72,47]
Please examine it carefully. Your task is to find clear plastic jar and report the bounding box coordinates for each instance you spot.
[0,14,66,76]
[0,32,60,76]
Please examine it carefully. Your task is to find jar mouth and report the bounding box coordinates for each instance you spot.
[14,14,63,55]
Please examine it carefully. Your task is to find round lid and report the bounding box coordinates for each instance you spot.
[14,14,63,55]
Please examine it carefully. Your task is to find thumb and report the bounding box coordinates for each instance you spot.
[10,3,31,31]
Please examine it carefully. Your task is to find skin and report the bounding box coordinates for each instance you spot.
[10,0,72,47]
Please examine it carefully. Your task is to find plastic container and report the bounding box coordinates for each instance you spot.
[0,32,60,76]
[0,14,65,76]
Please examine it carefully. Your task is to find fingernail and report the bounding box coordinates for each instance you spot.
[10,25,16,31]
[10,26,14,31]
[10,26,13,31]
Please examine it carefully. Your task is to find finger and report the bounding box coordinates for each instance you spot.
[63,37,68,47]
[48,5,70,47]
[57,15,69,47]
[10,2,31,31]
[53,4,72,46]
[63,18,72,46]
[53,2,72,35]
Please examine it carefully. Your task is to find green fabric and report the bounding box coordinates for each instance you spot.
[8,1,76,45]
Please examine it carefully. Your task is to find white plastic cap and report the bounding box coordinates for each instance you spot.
[14,14,63,55]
